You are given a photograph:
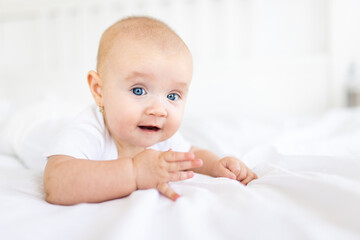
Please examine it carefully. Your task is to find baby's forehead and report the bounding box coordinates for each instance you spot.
[114,42,192,83]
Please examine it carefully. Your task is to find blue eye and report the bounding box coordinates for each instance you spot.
[132,87,146,96]
[167,93,179,101]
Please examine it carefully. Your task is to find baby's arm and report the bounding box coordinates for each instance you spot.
[44,155,136,205]
[44,150,202,205]
[190,147,258,184]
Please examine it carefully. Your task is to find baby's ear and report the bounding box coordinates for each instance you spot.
[87,70,103,106]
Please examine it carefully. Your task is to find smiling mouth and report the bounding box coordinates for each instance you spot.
[139,126,161,131]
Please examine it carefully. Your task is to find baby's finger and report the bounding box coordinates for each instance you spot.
[167,159,203,171]
[216,165,236,180]
[236,167,248,181]
[241,172,256,185]
[157,183,180,201]
[227,160,241,177]
[163,151,195,162]
[168,171,195,182]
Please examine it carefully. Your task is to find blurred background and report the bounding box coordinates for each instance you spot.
[1,0,360,117]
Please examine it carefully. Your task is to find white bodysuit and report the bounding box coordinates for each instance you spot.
[45,104,191,160]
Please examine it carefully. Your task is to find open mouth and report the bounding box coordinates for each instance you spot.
[139,126,160,131]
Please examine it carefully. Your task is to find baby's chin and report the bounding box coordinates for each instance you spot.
[128,130,178,149]
[134,137,170,149]
[137,141,164,149]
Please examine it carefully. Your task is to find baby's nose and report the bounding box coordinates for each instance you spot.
[145,97,167,117]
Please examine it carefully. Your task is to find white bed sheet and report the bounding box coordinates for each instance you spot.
[1,151,359,240]
[0,105,360,240]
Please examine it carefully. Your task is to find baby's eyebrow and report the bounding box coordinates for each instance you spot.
[124,71,189,90]
[172,81,189,90]
[173,81,188,86]
[124,71,150,81]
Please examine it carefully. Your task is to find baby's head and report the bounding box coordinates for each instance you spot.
[88,16,193,149]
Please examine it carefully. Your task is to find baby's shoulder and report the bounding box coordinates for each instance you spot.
[46,104,114,160]
[64,104,105,134]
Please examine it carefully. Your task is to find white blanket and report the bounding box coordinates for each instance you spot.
[0,105,360,240]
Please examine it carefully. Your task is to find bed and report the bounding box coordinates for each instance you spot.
[1,0,360,239]
[0,102,360,240]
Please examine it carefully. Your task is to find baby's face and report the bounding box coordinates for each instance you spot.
[100,38,192,149]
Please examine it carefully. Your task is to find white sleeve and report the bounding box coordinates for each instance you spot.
[44,105,116,160]
[45,124,103,160]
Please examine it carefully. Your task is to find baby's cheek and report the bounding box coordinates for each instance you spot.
[165,115,182,136]
[106,113,130,134]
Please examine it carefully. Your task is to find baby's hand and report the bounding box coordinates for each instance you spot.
[212,157,258,185]
[132,149,203,201]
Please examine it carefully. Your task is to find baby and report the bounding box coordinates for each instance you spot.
[43,16,257,205]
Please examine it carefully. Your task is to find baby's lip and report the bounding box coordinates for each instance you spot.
[138,125,161,131]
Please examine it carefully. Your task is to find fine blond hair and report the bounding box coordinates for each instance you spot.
[96,16,190,75]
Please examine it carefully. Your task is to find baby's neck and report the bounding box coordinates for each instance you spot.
[114,141,145,159]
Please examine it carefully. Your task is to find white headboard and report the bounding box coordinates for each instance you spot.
[1,0,360,116]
